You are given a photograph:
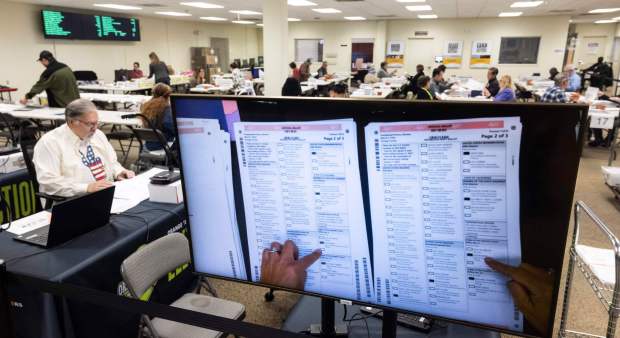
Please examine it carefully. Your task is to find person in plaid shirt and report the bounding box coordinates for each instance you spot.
[541,75,570,103]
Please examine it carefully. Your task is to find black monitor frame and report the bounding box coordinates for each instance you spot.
[171,95,589,338]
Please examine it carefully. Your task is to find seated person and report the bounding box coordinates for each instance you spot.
[494,75,516,102]
[140,83,175,151]
[363,67,380,84]
[483,67,500,97]
[316,61,329,78]
[377,62,396,79]
[191,68,208,87]
[128,62,144,79]
[33,99,135,197]
[564,64,581,93]
[329,84,348,98]
[429,68,443,97]
[548,67,559,81]
[409,64,425,95]
[289,62,301,81]
[541,75,580,103]
[415,76,435,100]
[282,77,302,96]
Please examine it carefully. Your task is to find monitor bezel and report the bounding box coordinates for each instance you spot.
[171,94,589,338]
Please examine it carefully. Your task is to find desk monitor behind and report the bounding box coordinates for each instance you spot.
[172,95,588,338]
[14,186,115,247]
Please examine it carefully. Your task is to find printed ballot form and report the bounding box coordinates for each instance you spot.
[366,118,523,331]
[235,120,374,302]
[176,117,247,280]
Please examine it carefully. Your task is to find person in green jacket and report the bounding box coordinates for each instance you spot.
[19,51,80,108]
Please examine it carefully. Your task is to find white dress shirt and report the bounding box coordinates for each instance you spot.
[33,124,126,197]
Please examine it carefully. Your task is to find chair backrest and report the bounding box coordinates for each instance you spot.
[20,138,43,211]
[132,127,169,147]
[121,233,190,298]
[73,70,98,82]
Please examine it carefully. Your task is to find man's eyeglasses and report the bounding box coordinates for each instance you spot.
[76,119,101,129]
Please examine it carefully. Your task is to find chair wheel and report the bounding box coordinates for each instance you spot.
[264,291,275,302]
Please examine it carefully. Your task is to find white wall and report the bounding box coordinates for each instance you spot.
[289,16,571,82]
[573,23,619,79]
[0,1,262,99]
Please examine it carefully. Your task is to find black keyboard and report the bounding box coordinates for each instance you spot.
[18,226,50,246]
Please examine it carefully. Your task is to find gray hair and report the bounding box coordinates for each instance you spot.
[554,74,568,86]
[65,98,96,122]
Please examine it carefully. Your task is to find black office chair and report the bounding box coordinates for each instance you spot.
[130,127,176,173]
[106,126,136,165]
[20,139,66,210]
[73,71,98,82]
[514,83,533,102]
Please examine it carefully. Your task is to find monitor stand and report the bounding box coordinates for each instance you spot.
[308,298,348,337]
[382,310,397,338]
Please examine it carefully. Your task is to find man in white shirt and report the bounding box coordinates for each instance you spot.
[33,99,135,197]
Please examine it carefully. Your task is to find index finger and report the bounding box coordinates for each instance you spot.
[484,257,532,286]
[297,249,322,270]
[281,240,298,262]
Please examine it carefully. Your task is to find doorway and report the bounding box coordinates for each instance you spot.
[351,38,374,71]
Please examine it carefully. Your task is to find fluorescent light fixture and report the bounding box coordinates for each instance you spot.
[156,11,192,16]
[257,23,264,26]
[180,2,224,9]
[312,8,342,13]
[418,14,438,19]
[288,17,301,21]
[498,11,523,17]
[200,16,227,21]
[595,19,617,24]
[510,1,543,8]
[406,5,432,11]
[344,16,366,20]
[288,0,317,6]
[589,8,620,14]
[229,10,261,15]
[613,16,620,20]
[397,0,426,2]
[93,4,142,10]
[232,20,254,24]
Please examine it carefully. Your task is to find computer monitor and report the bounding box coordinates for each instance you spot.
[171,96,588,338]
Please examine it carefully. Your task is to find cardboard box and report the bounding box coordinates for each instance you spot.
[148,180,184,204]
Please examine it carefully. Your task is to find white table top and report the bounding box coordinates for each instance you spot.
[302,76,350,87]
[38,92,150,106]
[350,89,393,99]
[438,93,493,102]
[190,85,233,94]
[0,105,141,126]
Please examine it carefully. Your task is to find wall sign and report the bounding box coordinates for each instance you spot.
[470,40,492,69]
[443,40,463,68]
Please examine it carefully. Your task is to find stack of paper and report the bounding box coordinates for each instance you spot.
[111,167,166,214]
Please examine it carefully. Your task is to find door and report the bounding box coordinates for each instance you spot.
[406,38,435,74]
[210,37,230,73]
[575,36,607,68]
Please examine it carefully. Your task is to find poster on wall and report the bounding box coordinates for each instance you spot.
[587,42,600,55]
[386,55,405,68]
[443,40,463,68]
[387,41,405,55]
[470,40,492,68]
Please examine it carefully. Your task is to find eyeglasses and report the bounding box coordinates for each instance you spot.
[76,119,101,129]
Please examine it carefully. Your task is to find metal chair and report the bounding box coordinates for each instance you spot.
[130,127,170,173]
[20,139,66,210]
[120,233,245,338]
[559,201,620,338]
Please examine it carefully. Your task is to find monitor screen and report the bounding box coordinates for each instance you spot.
[41,10,140,41]
[172,96,587,338]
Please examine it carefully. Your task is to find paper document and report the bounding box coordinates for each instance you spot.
[366,118,523,330]
[111,167,166,214]
[176,118,247,279]
[4,211,51,235]
[234,120,374,302]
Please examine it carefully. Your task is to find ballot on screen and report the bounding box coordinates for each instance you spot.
[172,96,587,338]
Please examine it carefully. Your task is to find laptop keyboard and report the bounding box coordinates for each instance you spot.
[20,226,50,245]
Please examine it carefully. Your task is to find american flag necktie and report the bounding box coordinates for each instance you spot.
[80,144,106,181]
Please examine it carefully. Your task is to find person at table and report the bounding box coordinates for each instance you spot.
[483,67,500,98]
[429,68,444,97]
[377,62,396,79]
[191,68,208,87]
[282,77,302,96]
[328,84,347,98]
[289,62,301,81]
[540,75,580,103]
[316,61,329,78]
[129,62,144,79]
[299,59,312,82]
[564,64,581,93]
[33,99,135,197]
[584,57,613,90]
[494,75,516,102]
[140,84,175,151]
[409,64,425,95]
[415,76,436,100]
[363,67,380,84]
[230,62,245,88]
[19,50,80,108]
[548,67,559,81]
[148,52,170,85]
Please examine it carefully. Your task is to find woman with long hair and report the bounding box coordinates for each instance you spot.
[147,52,171,85]
[140,83,175,150]
[494,75,516,102]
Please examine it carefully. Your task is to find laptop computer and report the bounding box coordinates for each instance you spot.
[14,186,115,248]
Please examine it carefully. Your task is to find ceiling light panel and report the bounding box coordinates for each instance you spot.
[510,1,543,8]
[312,8,342,14]
[180,2,223,9]
[406,5,432,11]
[93,4,142,10]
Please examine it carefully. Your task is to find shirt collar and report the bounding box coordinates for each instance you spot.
[61,123,87,147]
